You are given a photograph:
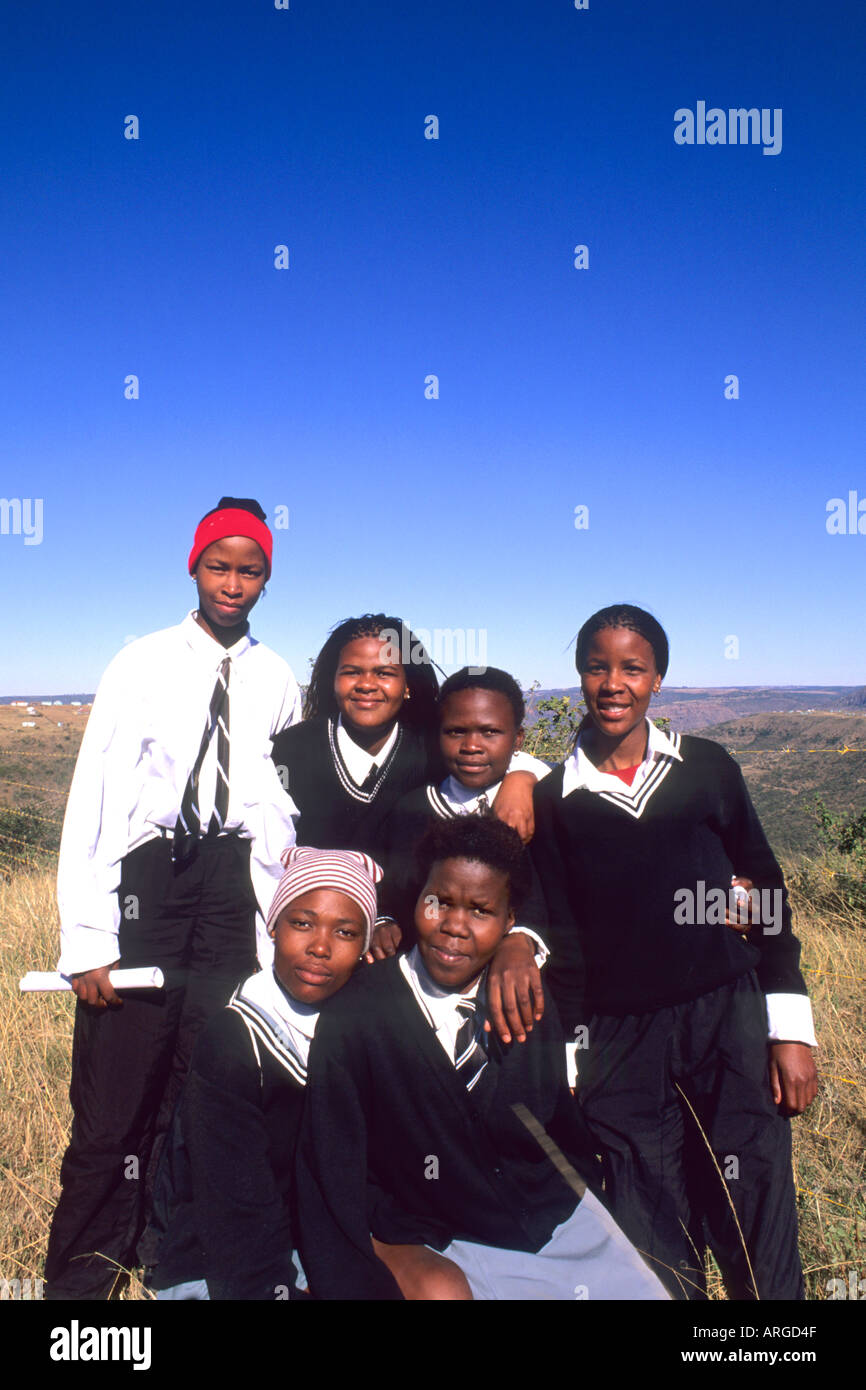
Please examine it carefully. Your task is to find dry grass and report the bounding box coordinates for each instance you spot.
[780,857,866,1299]
[1,862,863,1301]
[0,869,152,1300]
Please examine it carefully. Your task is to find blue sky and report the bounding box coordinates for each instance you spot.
[2,0,863,694]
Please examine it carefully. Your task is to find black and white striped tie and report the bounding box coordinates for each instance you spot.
[454,998,488,1092]
[173,657,231,862]
[475,792,491,815]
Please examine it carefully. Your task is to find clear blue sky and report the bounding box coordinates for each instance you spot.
[2,0,863,695]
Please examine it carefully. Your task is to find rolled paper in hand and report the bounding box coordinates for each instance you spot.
[19,967,165,993]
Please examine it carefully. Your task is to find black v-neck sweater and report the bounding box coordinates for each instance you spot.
[294,957,598,1300]
[150,1006,306,1300]
[378,783,550,947]
[270,716,436,858]
[530,734,808,1029]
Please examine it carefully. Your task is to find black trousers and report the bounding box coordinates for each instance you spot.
[576,972,804,1301]
[44,835,258,1300]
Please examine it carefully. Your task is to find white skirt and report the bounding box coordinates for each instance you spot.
[435,1189,671,1301]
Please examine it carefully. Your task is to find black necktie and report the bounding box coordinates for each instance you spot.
[454,998,488,1092]
[359,762,379,794]
[174,658,230,862]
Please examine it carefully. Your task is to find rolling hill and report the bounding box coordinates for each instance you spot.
[692,711,866,856]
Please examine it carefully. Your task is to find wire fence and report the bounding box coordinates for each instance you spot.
[0,778,69,877]
[1,729,863,879]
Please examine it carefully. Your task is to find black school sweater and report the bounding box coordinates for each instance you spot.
[270,716,435,858]
[530,733,808,1030]
[294,957,600,1301]
[378,782,550,948]
[150,1002,306,1300]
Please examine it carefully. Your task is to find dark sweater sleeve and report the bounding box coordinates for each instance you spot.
[294,1016,403,1301]
[715,752,809,998]
[270,720,301,785]
[376,793,434,944]
[513,854,549,938]
[181,1014,297,1301]
[529,774,589,1032]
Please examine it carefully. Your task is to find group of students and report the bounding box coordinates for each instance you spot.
[43,496,818,1302]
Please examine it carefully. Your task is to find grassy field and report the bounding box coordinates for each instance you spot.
[1,700,863,1300]
[0,870,151,1300]
[1,856,863,1301]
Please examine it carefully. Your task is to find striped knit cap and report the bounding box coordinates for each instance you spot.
[266,845,383,951]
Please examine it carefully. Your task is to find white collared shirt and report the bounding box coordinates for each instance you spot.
[559,717,816,1051]
[57,611,301,975]
[235,966,319,1072]
[335,716,400,787]
[400,946,484,1065]
[561,716,682,800]
[439,748,551,816]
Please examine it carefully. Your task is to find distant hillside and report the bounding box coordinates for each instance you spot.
[0,704,87,871]
[2,700,864,868]
[693,711,866,857]
[526,686,860,734]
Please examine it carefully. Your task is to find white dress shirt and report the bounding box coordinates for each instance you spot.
[57,612,301,975]
[438,748,551,815]
[561,716,682,800]
[335,716,399,786]
[399,946,485,1064]
[235,965,319,1074]
[561,717,816,1052]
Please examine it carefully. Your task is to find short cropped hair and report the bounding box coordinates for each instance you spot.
[439,666,525,727]
[414,814,531,915]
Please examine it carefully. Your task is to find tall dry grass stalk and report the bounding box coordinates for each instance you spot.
[1,860,862,1301]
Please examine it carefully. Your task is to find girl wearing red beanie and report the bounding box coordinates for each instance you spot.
[45,497,302,1300]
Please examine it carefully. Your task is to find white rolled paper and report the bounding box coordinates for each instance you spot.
[19,967,165,993]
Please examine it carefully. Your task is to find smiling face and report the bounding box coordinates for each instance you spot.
[414,856,514,993]
[193,536,268,643]
[579,626,661,748]
[333,635,409,748]
[439,688,523,791]
[271,888,365,1005]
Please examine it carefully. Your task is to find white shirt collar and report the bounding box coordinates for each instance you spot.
[239,966,320,1038]
[335,715,399,786]
[562,717,682,798]
[400,945,483,1023]
[438,775,502,815]
[235,967,321,1075]
[183,609,252,663]
[437,748,550,814]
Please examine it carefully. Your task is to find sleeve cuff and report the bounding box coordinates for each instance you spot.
[765,993,818,1048]
[507,924,549,969]
[57,931,121,976]
[508,749,551,781]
